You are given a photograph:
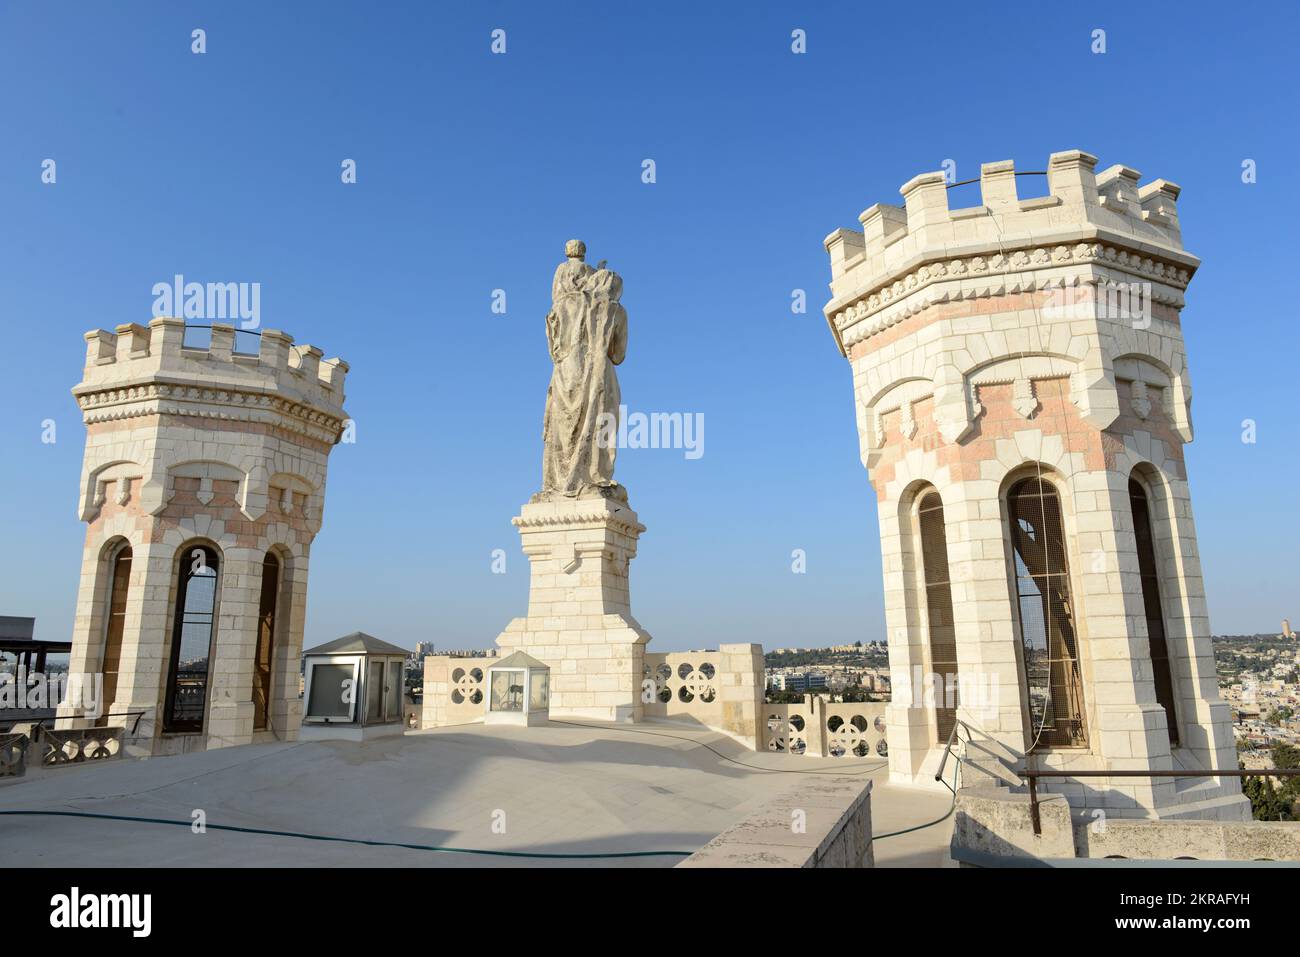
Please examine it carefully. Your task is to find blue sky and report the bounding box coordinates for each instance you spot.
[1,2,1296,652]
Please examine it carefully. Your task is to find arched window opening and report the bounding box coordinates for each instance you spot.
[918,491,959,742]
[1007,476,1088,749]
[1129,478,1178,745]
[252,552,281,731]
[163,545,220,733]
[97,543,132,729]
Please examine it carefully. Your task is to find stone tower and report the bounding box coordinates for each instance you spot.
[59,318,349,754]
[822,150,1247,820]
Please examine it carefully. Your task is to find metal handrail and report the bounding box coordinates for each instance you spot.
[180,324,263,356]
[934,716,976,782]
[1020,766,1300,835]
[934,721,1299,835]
[30,710,147,737]
[945,171,1047,189]
[178,323,262,335]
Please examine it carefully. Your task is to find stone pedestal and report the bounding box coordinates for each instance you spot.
[494,496,651,722]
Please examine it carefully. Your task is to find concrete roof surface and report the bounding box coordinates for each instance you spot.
[0,721,955,867]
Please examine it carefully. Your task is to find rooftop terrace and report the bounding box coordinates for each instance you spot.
[0,721,954,867]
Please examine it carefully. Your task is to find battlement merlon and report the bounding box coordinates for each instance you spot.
[822,150,1199,352]
[75,318,349,420]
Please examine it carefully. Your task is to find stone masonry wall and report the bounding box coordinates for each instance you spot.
[60,318,348,755]
[822,150,1245,821]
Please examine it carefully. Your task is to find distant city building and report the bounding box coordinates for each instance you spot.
[409,643,490,659]
[768,672,828,693]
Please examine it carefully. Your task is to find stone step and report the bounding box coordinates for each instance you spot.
[962,733,1021,767]
[960,755,1023,789]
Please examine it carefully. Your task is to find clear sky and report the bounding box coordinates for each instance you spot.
[1,2,1296,652]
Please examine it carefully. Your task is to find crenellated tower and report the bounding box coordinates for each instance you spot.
[59,317,349,753]
[822,150,1247,821]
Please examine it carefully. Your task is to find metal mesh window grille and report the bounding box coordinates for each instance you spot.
[96,545,132,729]
[1008,477,1088,749]
[918,491,959,742]
[253,552,280,732]
[164,545,220,733]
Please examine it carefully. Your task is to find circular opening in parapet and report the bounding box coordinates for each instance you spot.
[829,742,846,758]
[470,668,483,682]
[874,715,886,733]
[851,715,868,733]
[452,668,465,683]
[853,741,870,757]
[678,686,694,703]
[699,662,715,680]
[790,738,806,755]
[701,688,715,703]
[827,715,844,732]
[656,663,671,684]
[875,739,888,756]
[677,662,693,680]
[658,686,671,703]
[789,714,805,732]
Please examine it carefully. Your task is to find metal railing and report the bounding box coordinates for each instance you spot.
[933,715,970,783]
[935,720,1300,835]
[945,171,1047,189]
[1020,767,1300,835]
[180,324,263,355]
[29,709,147,737]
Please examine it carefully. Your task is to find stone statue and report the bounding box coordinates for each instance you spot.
[536,240,628,502]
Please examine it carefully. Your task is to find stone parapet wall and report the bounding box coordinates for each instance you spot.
[950,787,1077,863]
[78,317,347,424]
[642,644,764,749]
[764,697,888,759]
[1076,818,1300,862]
[420,655,491,728]
[824,150,1192,358]
[678,777,874,868]
[952,786,1300,864]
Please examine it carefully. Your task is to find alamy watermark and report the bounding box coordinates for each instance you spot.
[596,405,704,460]
[891,665,999,722]
[50,887,151,937]
[151,274,260,329]
[1043,275,1152,328]
[0,670,103,718]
